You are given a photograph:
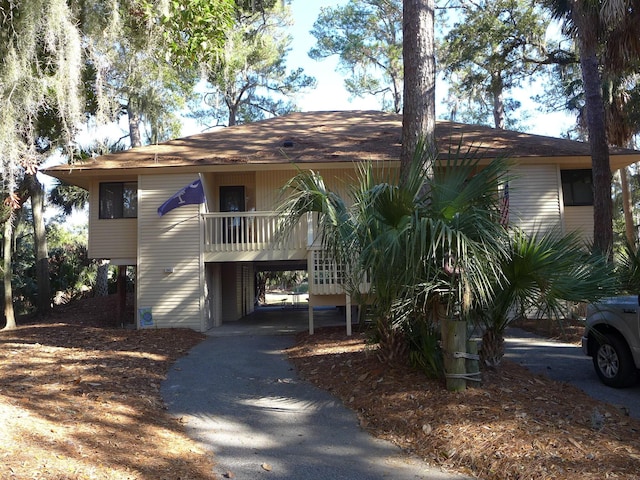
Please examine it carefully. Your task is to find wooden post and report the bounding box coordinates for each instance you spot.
[466,339,481,385]
[346,293,352,336]
[116,266,126,327]
[442,317,467,391]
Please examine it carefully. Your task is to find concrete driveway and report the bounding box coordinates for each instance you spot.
[161,307,473,480]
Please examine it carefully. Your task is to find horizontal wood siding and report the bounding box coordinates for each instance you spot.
[88,178,137,260]
[137,174,203,331]
[564,206,594,242]
[509,165,562,234]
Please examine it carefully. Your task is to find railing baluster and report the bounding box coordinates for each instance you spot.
[202,211,307,254]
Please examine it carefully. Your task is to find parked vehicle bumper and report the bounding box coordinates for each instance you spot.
[581,335,590,356]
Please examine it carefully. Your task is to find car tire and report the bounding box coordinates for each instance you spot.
[592,333,638,388]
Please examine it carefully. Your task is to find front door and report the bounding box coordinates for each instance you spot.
[220,186,245,243]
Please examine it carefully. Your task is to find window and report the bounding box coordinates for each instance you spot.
[99,182,138,219]
[561,169,593,206]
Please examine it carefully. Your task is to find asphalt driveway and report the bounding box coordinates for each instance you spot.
[161,310,640,479]
[505,327,640,419]
[161,308,472,480]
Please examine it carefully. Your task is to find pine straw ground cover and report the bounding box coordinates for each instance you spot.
[287,327,640,480]
[0,297,217,480]
[1,296,640,479]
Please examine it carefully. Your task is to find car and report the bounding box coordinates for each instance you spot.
[582,295,640,388]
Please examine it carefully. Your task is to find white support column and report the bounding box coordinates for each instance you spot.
[307,212,314,246]
[307,249,314,335]
[308,301,314,335]
[346,293,352,336]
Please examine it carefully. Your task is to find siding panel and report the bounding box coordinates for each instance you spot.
[137,174,203,331]
[509,165,562,234]
[88,178,137,260]
[256,166,375,210]
[564,206,594,242]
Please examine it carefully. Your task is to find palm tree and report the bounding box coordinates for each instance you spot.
[474,228,617,367]
[280,145,619,376]
[279,144,509,366]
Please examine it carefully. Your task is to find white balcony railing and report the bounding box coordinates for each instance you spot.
[202,211,308,254]
[202,212,370,296]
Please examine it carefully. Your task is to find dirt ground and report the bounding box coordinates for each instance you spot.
[2,297,640,479]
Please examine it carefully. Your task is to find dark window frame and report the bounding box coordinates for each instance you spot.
[561,169,593,207]
[99,182,138,219]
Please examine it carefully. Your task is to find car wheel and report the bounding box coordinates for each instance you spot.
[592,333,638,388]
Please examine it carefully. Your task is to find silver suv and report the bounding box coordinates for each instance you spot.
[582,295,640,388]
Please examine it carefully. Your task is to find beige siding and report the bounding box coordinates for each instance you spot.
[564,206,594,242]
[256,169,295,210]
[255,167,364,210]
[202,172,256,211]
[217,262,256,322]
[241,264,254,317]
[88,178,137,260]
[137,174,203,331]
[509,165,562,234]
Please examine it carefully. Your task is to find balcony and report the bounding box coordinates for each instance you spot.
[202,212,370,297]
[202,211,309,262]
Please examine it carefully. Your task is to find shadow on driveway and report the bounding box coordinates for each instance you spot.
[505,327,640,419]
[162,308,472,479]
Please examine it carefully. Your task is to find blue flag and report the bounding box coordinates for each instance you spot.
[157,178,205,216]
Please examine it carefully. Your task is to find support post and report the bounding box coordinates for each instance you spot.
[442,317,467,391]
[346,293,352,336]
[116,265,127,327]
[466,339,480,385]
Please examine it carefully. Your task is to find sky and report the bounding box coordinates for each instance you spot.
[284,0,574,138]
[286,1,380,112]
[82,0,576,146]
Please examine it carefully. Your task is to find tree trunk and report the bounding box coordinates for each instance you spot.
[127,101,143,148]
[27,174,51,316]
[480,327,505,368]
[620,167,636,247]
[256,273,266,304]
[491,74,505,129]
[228,102,238,127]
[2,220,16,330]
[376,317,408,366]
[116,265,127,327]
[95,260,110,297]
[578,35,613,256]
[400,0,436,183]
[392,76,402,114]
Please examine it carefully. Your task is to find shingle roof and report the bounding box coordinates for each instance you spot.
[45,110,640,175]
